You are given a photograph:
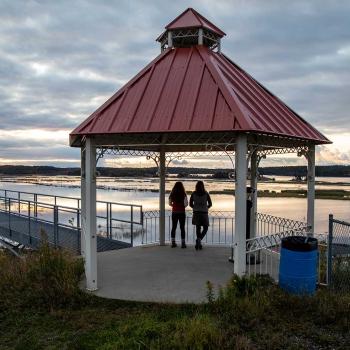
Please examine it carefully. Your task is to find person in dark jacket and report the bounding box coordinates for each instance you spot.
[190,181,212,250]
[169,182,188,248]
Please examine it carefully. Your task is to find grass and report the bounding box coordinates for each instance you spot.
[0,246,349,349]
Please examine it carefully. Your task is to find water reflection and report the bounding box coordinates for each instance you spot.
[0,176,349,235]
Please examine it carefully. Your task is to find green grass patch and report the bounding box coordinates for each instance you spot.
[0,247,349,349]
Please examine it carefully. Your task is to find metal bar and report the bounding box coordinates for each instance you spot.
[53,205,58,248]
[332,218,350,226]
[109,203,112,239]
[28,201,31,244]
[106,202,109,238]
[0,188,142,220]
[130,206,134,247]
[77,208,80,228]
[34,193,38,217]
[327,214,333,286]
[8,198,11,237]
[78,228,81,254]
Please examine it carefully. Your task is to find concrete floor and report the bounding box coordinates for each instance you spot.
[94,245,235,303]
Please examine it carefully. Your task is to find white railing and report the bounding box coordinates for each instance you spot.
[142,210,235,245]
[142,210,308,247]
[245,227,309,281]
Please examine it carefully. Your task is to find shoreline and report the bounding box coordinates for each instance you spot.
[1,178,349,200]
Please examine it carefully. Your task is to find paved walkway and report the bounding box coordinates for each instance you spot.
[94,245,235,303]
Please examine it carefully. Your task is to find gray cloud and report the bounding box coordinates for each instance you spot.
[0,0,349,165]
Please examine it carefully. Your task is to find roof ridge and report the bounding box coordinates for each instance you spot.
[196,46,255,130]
[165,8,201,29]
[190,8,226,36]
[220,53,329,141]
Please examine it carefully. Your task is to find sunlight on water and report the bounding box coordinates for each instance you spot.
[0,175,349,235]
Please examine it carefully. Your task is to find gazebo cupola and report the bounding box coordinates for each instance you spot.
[156,8,226,52]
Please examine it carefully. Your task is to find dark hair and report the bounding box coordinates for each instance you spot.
[195,181,206,195]
[170,182,186,203]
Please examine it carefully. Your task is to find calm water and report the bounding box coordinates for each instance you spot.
[0,175,349,234]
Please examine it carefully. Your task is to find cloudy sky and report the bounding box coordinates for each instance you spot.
[0,0,349,168]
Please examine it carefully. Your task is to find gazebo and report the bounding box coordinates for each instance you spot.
[70,8,330,291]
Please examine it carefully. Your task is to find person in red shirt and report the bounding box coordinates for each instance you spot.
[168,182,188,248]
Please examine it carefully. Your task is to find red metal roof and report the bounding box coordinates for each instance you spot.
[71,45,330,144]
[165,8,226,37]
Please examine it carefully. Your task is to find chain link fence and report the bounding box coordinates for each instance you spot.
[328,215,350,292]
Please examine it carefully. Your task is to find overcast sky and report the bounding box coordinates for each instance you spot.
[0,0,349,168]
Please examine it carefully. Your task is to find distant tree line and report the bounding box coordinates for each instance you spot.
[0,165,349,177]
[259,165,350,177]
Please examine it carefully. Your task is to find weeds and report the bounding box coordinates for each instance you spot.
[0,241,84,311]
[0,249,349,349]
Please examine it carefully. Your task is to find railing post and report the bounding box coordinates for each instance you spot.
[8,198,11,237]
[53,205,58,248]
[4,190,8,212]
[77,227,81,255]
[77,208,80,228]
[28,200,31,245]
[327,214,333,286]
[34,193,38,218]
[130,206,134,247]
[109,203,112,239]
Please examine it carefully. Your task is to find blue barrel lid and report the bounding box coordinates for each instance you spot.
[281,236,318,252]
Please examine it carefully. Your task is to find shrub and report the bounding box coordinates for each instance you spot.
[0,242,84,311]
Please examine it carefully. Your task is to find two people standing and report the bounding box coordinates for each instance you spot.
[168,181,212,250]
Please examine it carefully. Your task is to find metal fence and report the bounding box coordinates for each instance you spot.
[328,215,350,291]
[245,227,310,281]
[0,189,143,252]
[0,196,82,253]
[245,215,350,289]
[142,210,307,246]
[256,212,307,234]
[143,210,235,245]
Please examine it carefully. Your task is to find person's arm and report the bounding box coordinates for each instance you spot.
[207,193,212,209]
[189,193,194,208]
[168,195,173,207]
[184,195,188,208]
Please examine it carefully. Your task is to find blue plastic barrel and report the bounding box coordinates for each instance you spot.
[279,236,318,295]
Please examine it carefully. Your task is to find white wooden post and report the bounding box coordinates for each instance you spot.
[159,149,166,245]
[234,134,247,276]
[250,151,258,239]
[83,138,97,291]
[307,145,315,236]
[198,28,203,45]
[168,31,173,48]
[80,147,86,257]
